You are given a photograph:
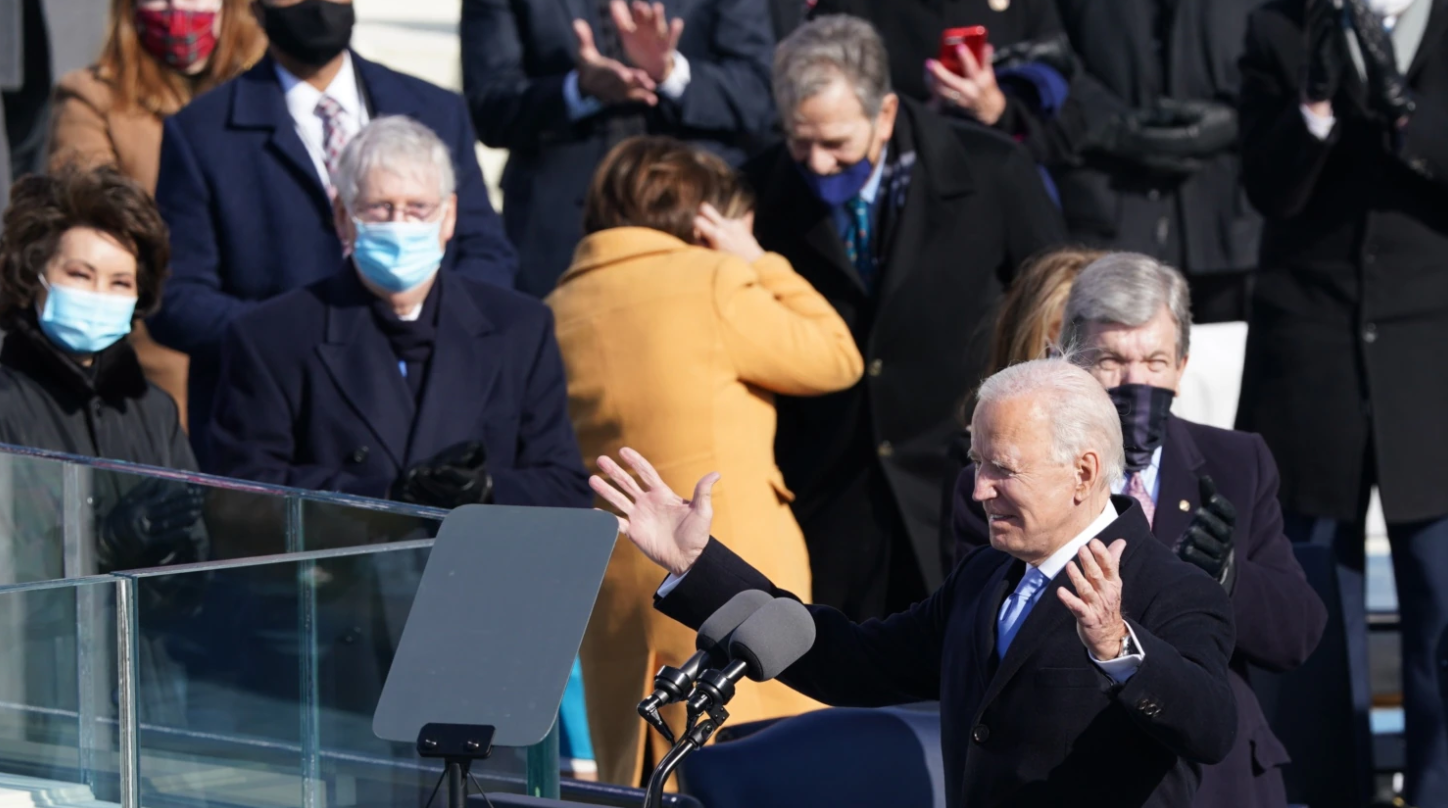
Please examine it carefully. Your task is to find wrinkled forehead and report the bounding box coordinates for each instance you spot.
[357,163,443,201]
[970,396,1052,461]
[1079,306,1181,360]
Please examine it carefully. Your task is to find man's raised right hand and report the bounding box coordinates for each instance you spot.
[591,447,719,577]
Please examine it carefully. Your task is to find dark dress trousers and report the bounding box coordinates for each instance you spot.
[658,495,1238,808]
[205,268,591,509]
[150,52,518,453]
[752,97,1066,615]
[952,417,1326,808]
[461,0,776,296]
[1236,0,1448,525]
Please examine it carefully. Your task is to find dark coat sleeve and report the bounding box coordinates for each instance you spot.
[1228,435,1328,671]
[656,537,954,707]
[1237,6,1339,219]
[1395,98,1448,188]
[206,322,396,498]
[440,93,519,289]
[460,0,574,151]
[487,306,592,507]
[995,137,1068,279]
[653,0,776,136]
[149,116,252,356]
[1115,562,1239,765]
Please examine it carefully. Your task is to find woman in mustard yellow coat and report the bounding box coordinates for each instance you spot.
[547,137,864,787]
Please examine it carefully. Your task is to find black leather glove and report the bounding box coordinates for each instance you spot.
[1303,0,1348,103]
[991,33,1078,79]
[1177,476,1237,591]
[1130,98,1239,156]
[1344,0,1416,122]
[101,478,207,570]
[392,441,495,509]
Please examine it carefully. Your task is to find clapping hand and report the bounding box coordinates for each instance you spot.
[573,18,659,106]
[611,0,685,84]
[1059,539,1130,661]
[590,448,718,577]
[102,478,207,570]
[694,203,765,262]
[925,44,1007,125]
[1303,0,1347,108]
[1177,476,1237,591]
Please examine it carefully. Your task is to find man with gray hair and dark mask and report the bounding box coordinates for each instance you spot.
[953,252,1326,808]
[752,14,1066,624]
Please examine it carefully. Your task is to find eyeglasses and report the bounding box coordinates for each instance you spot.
[354,200,444,223]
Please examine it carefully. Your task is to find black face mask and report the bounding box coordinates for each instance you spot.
[1106,384,1175,473]
[260,0,355,67]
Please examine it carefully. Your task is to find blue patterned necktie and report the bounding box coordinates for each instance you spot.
[842,196,874,291]
[997,567,1049,658]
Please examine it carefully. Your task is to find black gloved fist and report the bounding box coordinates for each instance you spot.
[101,478,207,570]
[1344,0,1417,122]
[1127,98,1239,157]
[392,440,495,509]
[991,33,1078,79]
[1177,476,1237,591]
[1303,0,1348,104]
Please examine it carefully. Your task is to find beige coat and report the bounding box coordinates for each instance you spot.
[546,227,864,786]
[48,67,190,428]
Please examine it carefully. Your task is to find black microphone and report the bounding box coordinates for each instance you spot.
[686,597,817,720]
[637,590,772,741]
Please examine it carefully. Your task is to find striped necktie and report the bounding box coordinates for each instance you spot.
[1125,472,1155,526]
[315,94,350,187]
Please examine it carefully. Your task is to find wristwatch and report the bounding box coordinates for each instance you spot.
[1118,630,1137,659]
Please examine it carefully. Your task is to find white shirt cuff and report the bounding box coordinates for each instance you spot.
[563,70,605,121]
[1300,103,1337,141]
[1088,622,1146,684]
[656,570,687,598]
[657,52,691,100]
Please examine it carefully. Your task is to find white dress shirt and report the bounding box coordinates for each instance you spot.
[563,52,693,121]
[275,52,371,186]
[1110,445,1163,503]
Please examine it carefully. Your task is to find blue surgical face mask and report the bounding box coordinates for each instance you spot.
[796,156,876,207]
[35,277,137,354]
[351,217,445,293]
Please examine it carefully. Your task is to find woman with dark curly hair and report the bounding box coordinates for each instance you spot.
[0,166,194,471]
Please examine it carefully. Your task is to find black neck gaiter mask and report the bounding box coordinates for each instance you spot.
[261,0,355,67]
[1107,383,1175,473]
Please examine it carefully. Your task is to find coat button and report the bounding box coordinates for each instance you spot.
[1136,698,1161,718]
[972,724,990,743]
[348,446,370,464]
[1362,323,1378,344]
[868,359,884,377]
[341,627,363,645]
[877,441,894,458]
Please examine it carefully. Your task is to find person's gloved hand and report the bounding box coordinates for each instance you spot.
[1129,98,1239,156]
[1177,476,1237,591]
[1303,0,1348,104]
[991,33,1078,79]
[1344,0,1416,123]
[392,441,494,509]
[101,478,207,570]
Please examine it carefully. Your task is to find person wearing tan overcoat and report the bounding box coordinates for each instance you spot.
[546,136,866,787]
[45,0,265,430]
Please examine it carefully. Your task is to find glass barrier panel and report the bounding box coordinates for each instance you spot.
[0,577,121,804]
[123,543,559,808]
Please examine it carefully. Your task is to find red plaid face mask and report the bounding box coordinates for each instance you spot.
[134,7,219,71]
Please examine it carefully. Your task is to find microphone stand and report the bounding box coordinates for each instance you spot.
[641,697,731,808]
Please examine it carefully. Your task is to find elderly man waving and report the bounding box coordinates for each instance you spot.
[592,358,1236,808]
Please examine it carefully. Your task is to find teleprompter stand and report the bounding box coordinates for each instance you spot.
[372,505,618,807]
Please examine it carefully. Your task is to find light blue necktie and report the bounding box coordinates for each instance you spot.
[997,567,1049,659]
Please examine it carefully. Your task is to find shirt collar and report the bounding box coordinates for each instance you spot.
[1034,499,1120,582]
[859,145,888,205]
[274,51,363,121]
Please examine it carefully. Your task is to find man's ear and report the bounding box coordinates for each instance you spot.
[438,193,459,247]
[1076,450,1102,502]
[334,199,355,255]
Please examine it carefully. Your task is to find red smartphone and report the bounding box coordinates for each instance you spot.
[939,26,989,75]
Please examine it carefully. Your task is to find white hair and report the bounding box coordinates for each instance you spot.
[1059,252,1193,361]
[976,358,1125,488]
[333,116,456,213]
[772,15,892,119]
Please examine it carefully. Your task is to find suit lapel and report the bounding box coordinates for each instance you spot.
[405,275,502,466]
[315,276,416,467]
[1153,417,1205,546]
[975,559,1020,688]
[230,57,331,213]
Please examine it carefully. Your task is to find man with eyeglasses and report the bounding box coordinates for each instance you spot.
[205,116,591,512]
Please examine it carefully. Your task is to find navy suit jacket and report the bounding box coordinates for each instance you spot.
[660,496,1238,808]
[204,268,590,509]
[150,52,518,447]
[461,0,776,296]
[952,417,1328,808]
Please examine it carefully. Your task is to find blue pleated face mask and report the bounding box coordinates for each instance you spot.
[35,276,137,354]
[351,216,445,293]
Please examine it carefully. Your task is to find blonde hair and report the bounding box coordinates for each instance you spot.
[986,247,1107,376]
